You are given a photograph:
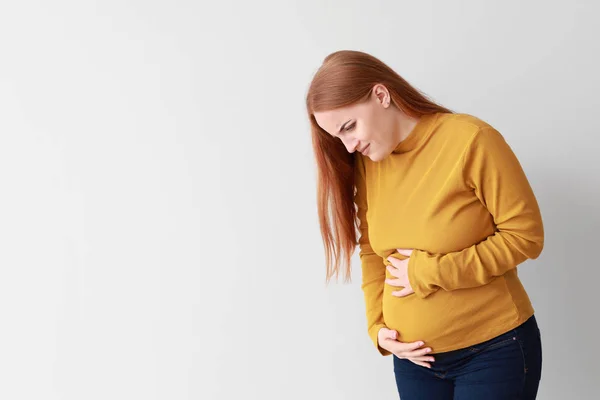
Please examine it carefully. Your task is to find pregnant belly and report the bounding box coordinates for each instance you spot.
[381,275,520,352]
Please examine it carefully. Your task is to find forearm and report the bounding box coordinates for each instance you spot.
[408,227,543,298]
[360,253,391,355]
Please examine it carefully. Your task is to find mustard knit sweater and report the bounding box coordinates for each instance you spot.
[354,112,544,355]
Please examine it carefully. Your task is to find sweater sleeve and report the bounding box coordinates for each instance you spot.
[354,155,391,356]
[407,126,545,299]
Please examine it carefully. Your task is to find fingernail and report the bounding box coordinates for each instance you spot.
[419,342,424,346]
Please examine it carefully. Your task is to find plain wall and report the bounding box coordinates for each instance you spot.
[0,0,598,399]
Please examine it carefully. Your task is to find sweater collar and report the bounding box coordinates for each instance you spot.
[392,113,440,154]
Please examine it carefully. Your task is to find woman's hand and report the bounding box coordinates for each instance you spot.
[378,327,435,368]
[386,248,414,297]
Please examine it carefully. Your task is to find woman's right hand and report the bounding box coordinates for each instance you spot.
[378,327,435,368]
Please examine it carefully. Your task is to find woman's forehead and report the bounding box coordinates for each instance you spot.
[314,109,350,136]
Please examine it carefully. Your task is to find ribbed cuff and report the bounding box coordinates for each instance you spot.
[408,250,438,299]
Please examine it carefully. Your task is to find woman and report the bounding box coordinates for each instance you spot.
[306,50,544,399]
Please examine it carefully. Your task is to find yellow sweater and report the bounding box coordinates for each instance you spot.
[354,112,544,355]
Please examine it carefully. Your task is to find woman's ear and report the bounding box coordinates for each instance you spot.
[372,83,390,108]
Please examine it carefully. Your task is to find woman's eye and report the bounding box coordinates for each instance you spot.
[345,123,355,131]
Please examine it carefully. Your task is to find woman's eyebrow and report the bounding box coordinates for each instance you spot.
[337,120,351,134]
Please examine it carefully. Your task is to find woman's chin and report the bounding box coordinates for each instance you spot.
[367,151,385,162]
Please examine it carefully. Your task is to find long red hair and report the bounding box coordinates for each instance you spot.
[306,50,454,283]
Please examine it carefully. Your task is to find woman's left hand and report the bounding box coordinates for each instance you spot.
[386,248,414,297]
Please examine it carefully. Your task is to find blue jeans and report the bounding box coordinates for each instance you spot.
[393,315,542,399]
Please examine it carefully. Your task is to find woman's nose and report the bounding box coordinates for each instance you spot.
[344,137,360,153]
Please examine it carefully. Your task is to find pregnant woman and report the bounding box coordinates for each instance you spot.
[306,50,544,399]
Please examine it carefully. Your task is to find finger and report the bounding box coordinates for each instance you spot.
[385,278,404,287]
[383,329,398,340]
[407,355,435,362]
[409,359,431,368]
[391,259,408,270]
[402,347,433,358]
[379,328,398,340]
[388,257,408,267]
[392,288,414,297]
[386,265,401,277]
[396,341,426,352]
[386,256,404,267]
[396,248,413,257]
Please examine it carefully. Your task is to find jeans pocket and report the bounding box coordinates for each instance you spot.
[484,336,517,351]
[469,330,517,353]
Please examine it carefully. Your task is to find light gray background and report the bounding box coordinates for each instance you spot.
[0,1,598,399]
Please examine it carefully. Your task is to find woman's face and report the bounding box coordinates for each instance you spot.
[313,84,399,162]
